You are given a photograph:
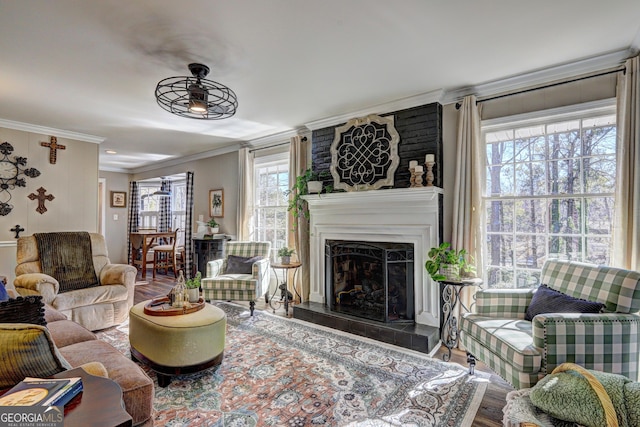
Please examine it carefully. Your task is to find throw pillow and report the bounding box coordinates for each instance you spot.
[225,255,263,274]
[0,296,47,326]
[0,324,72,389]
[525,284,604,321]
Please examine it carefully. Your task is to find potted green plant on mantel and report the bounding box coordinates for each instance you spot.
[207,218,219,234]
[185,271,202,303]
[278,247,295,265]
[425,242,476,282]
[286,168,332,223]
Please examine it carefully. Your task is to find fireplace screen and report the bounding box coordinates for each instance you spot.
[325,240,414,323]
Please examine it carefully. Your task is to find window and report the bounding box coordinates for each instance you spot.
[138,180,186,232]
[482,102,616,288]
[252,153,289,260]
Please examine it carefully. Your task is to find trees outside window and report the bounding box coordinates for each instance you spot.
[252,154,289,261]
[483,104,616,288]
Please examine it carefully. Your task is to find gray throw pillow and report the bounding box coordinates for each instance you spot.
[225,255,263,274]
[525,284,604,321]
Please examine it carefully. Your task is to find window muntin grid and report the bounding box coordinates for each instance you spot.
[483,108,616,289]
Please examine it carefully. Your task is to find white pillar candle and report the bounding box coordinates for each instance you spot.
[425,154,435,163]
[409,160,418,168]
[414,165,423,172]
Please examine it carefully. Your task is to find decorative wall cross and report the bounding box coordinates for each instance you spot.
[40,136,66,164]
[10,224,24,238]
[28,187,54,214]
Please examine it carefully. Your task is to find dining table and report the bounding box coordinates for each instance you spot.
[129,230,175,280]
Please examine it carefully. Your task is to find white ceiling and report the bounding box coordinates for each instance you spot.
[1,1,639,172]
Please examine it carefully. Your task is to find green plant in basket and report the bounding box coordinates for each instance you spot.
[425,242,475,282]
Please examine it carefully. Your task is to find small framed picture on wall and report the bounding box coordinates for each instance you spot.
[209,189,224,217]
[110,191,127,208]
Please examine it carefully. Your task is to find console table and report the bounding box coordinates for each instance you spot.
[193,237,230,277]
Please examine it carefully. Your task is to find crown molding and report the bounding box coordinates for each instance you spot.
[129,142,243,174]
[304,89,444,131]
[245,128,306,149]
[442,48,633,105]
[0,118,105,143]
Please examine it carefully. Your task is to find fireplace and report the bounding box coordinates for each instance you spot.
[326,240,414,323]
[302,186,443,328]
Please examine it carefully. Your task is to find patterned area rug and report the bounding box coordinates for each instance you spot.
[96,302,488,426]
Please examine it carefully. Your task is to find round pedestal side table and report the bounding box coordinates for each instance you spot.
[440,278,483,362]
[269,262,302,316]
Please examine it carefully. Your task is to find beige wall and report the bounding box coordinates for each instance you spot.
[99,170,131,263]
[0,126,99,288]
[132,151,240,238]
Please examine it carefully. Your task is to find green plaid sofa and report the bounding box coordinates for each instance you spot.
[459,260,640,389]
[201,241,271,316]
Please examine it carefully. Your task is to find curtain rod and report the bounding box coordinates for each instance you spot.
[248,136,307,153]
[455,67,626,110]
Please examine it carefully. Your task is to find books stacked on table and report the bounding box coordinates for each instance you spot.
[0,377,82,407]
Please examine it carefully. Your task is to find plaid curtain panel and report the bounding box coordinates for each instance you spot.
[157,179,172,233]
[184,172,195,278]
[127,181,140,264]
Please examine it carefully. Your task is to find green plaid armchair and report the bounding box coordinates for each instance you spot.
[460,260,640,389]
[201,241,271,316]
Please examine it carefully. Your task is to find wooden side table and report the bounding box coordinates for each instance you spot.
[53,367,132,427]
[440,278,482,362]
[269,262,302,316]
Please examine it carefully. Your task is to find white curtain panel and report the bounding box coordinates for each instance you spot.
[451,95,484,345]
[236,147,254,241]
[613,55,640,270]
[288,135,310,302]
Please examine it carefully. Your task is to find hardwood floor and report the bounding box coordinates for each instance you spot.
[135,270,512,426]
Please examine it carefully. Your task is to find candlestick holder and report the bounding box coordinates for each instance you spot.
[425,162,435,187]
[409,167,416,187]
[414,170,424,187]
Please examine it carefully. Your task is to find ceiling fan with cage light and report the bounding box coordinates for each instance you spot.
[155,63,238,120]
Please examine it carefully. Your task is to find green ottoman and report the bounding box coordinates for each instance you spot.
[129,301,226,387]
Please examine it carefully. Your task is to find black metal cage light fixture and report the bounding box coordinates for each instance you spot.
[155,63,238,120]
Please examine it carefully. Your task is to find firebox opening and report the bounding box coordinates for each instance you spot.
[325,240,414,323]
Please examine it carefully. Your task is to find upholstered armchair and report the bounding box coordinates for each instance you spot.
[201,241,272,316]
[460,260,640,389]
[14,232,137,331]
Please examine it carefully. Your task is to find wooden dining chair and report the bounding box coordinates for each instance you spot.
[152,229,179,278]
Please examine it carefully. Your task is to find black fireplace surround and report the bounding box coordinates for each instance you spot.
[325,240,414,324]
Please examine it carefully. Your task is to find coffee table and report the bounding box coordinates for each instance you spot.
[53,367,132,427]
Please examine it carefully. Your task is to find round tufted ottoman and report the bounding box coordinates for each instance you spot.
[129,301,226,387]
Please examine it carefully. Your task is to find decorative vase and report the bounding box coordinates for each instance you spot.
[307,181,322,194]
[439,264,460,281]
[209,227,219,234]
[281,256,291,265]
[187,288,200,303]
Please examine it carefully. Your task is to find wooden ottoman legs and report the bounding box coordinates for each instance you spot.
[249,301,255,316]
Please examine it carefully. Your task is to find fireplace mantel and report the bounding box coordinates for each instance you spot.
[303,186,443,327]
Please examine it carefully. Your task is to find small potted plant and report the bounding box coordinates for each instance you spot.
[286,168,332,223]
[184,271,202,303]
[424,242,476,282]
[207,218,219,234]
[278,247,295,264]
